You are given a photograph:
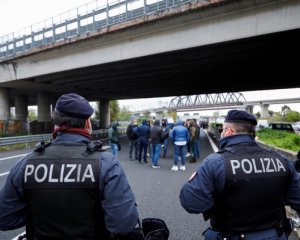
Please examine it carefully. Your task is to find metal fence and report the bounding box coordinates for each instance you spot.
[0,0,204,59]
[0,134,52,146]
[0,127,126,146]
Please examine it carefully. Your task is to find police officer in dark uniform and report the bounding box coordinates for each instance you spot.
[180,110,300,240]
[0,93,139,239]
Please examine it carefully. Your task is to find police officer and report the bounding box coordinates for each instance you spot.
[179,110,300,240]
[0,93,139,239]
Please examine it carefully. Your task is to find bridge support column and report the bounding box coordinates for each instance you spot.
[0,87,10,120]
[261,104,269,118]
[37,92,51,122]
[99,99,110,129]
[15,95,28,121]
[245,105,253,114]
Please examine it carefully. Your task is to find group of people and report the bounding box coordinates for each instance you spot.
[125,117,201,170]
[1,93,300,240]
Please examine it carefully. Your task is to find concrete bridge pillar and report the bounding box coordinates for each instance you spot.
[37,92,51,122]
[0,87,10,120]
[99,99,110,129]
[15,95,28,121]
[261,104,270,118]
[245,105,254,115]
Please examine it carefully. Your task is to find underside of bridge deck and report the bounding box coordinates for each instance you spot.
[6,28,300,105]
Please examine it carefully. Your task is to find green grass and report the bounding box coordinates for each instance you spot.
[256,129,300,152]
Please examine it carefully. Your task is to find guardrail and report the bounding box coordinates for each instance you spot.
[0,134,52,146]
[0,0,202,59]
[0,127,126,146]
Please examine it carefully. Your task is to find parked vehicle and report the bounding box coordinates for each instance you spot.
[267,122,295,133]
[255,119,268,131]
[291,122,300,135]
[293,122,300,130]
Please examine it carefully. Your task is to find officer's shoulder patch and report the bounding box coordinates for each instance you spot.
[189,171,198,182]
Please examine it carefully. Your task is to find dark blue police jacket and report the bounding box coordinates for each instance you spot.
[180,134,300,230]
[0,133,139,235]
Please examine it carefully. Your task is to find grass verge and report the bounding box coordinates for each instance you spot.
[256,129,300,152]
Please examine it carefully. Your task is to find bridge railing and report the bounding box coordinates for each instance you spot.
[0,127,126,146]
[0,0,202,59]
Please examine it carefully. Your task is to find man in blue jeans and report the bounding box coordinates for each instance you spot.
[171,119,190,171]
[150,119,163,168]
[189,119,200,163]
[137,120,150,164]
[108,121,119,156]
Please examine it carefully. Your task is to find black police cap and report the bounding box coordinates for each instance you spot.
[225,110,257,125]
[55,93,94,118]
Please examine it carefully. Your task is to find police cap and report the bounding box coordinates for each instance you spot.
[225,110,257,125]
[55,93,94,118]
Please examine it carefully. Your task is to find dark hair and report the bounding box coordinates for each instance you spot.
[231,122,255,135]
[52,111,86,128]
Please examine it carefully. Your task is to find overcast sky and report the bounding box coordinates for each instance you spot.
[120,88,300,113]
[0,0,299,113]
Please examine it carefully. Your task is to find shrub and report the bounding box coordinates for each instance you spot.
[256,129,300,152]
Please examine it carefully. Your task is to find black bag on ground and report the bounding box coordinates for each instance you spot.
[143,218,169,240]
[116,218,169,240]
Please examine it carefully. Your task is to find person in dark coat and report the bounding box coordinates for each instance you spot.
[180,110,300,240]
[0,93,139,239]
[161,119,171,158]
[137,119,150,164]
[150,119,164,168]
[126,119,139,160]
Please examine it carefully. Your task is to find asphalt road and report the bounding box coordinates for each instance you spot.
[0,129,299,240]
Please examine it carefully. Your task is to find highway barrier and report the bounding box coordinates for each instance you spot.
[0,128,126,147]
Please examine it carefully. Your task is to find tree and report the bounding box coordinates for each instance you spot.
[28,109,37,121]
[285,111,300,122]
[281,105,291,118]
[255,112,261,119]
[118,106,132,121]
[95,100,120,123]
[110,100,120,122]
[268,112,283,122]
[168,110,177,122]
[268,110,274,117]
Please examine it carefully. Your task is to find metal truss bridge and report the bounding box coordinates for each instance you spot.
[168,92,247,110]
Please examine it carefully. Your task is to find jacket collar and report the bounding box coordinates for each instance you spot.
[53,133,90,145]
[220,134,255,149]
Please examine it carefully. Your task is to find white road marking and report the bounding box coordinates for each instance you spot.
[0,171,9,177]
[0,153,28,177]
[0,154,27,161]
[204,129,219,153]
[11,231,26,240]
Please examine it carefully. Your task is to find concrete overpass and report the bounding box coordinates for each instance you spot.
[0,0,300,127]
